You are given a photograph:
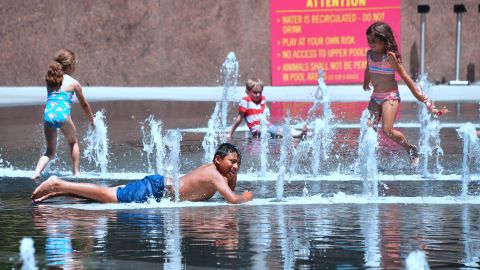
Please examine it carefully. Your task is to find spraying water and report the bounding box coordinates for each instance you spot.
[0,151,12,169]
[20,237,37,270]
[457,122,480,199]
[219,51,239,130]
[417,74,443,178]
[310,118,328,176]
[83,110,109,174]
[202,102,222,164]
[405,250,430,270]
[289,140,310,176]
[308,70,331,121]
[258,112,270,177]
[356,109,379,199]
[305,69,335,176]
[276,113,293,201]
[165,129,182,202]
[141,115,166,174]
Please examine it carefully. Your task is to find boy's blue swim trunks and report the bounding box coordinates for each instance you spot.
[116,174,165,203]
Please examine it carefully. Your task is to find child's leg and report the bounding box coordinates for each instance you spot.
[32,125,58,179]
[381,100,418,165]
[367,100,382,129]
[31,175,119,203]
[60,118,80,176]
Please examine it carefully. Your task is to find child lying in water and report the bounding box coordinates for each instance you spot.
[31,143,253,204]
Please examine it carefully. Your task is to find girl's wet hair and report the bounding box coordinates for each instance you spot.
[214,143,242,163]
[45,49,76,90]
[366,21,401,63]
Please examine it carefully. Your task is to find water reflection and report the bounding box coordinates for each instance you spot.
[33,205,111,268]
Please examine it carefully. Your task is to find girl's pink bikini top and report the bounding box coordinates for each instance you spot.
[368,51,395,75]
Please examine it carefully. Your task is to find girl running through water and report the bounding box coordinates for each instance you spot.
[362,21,448,167]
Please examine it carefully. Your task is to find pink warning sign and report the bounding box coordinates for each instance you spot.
[271,0,401,85]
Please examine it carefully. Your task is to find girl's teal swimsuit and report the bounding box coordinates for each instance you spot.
[43,91,74,128]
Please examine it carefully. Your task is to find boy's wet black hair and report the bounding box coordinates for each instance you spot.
[213,143,242,163]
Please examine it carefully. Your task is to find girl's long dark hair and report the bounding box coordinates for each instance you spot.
[366,21,401,63]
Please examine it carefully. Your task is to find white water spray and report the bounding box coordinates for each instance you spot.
[356,109,379,198]
[457,122,480,199]
[83,110,109,174]
[202,102,222,164]
[220,51,239,130]
[141,115,166,174]
[276,113,293,201]
[417,74,443,178]
[165,129,182,202]
[258,112,270,177]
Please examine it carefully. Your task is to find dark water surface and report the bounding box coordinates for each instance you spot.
[1,100,480,269]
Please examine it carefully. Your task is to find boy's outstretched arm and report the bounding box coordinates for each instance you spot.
[213,176,252,204]
[228,113,244,139]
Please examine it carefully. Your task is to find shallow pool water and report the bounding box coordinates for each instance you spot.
[1,100,479,269]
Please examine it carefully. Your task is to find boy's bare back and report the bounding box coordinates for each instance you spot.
[175,151,252,204]
[178,164,229,201]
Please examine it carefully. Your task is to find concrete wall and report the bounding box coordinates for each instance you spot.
[0,0,478,87]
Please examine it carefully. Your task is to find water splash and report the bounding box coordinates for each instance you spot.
[0,150,12,169]
[165,129,182,202]
[202,102,222,164]
[310,118,330,176]
[219,51,239,130]
[20,237,37,270]
[306,70,335,176]
[308,70,331,121]
[457,122,480,199]
[258,112,270,177]
[356,109,379,199]
[289,70,335,176]
[405,250,430,270]
[417,74,443,178]
[83,110,109,174]
[141,115,166,174]
[276,113,293,201]
[289,140,310,175]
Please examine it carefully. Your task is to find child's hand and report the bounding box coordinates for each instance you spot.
[242,191,253,202]
[424,99,448,116]
[362,83,371,92]
[432,106,449,117]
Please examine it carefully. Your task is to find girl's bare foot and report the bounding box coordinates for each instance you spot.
[31,176,60,203]
[31,173,41,180]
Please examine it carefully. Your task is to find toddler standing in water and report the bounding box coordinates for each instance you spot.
[32,49,94,179]
[362,21,447,167]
